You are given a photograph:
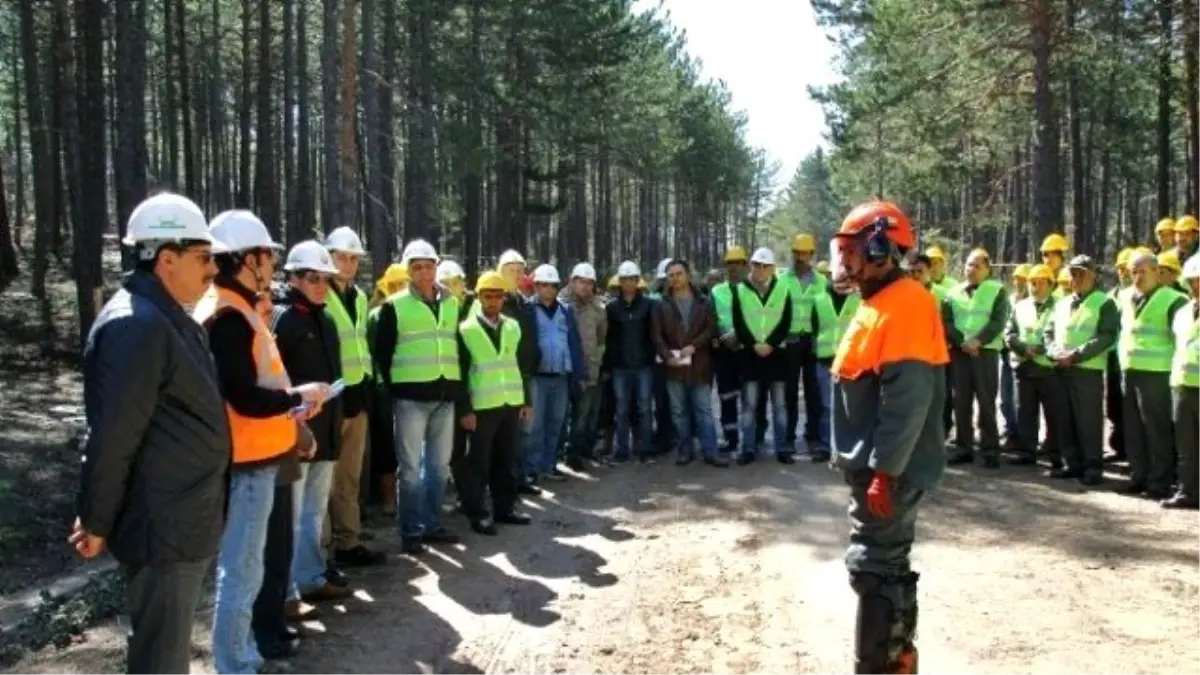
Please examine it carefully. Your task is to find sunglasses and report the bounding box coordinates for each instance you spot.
[301,272,333,285]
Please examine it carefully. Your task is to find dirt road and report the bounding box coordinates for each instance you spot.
[12,457,1200,674]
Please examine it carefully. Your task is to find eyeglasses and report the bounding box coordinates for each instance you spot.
[301,272,333,285]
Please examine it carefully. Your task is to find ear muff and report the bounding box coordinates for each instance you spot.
[864,217,896,262]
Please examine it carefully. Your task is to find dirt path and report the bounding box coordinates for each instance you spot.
[11,456,1198,674]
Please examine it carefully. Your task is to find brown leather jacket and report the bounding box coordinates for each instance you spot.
[650,287,716,385]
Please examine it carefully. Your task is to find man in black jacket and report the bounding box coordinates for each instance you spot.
[603,261,658,463]
[73,193,230,674]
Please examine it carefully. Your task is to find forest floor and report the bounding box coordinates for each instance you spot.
[7,451,1200,674]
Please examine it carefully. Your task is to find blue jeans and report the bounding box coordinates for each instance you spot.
[1000,357,1017,439]
[815,362,833,449]
[393,398,455,539]
[741,380,788,458]
[525,375,571,478]
[612,367,654,459]
[666,380,719,459]
[212,464,278,675]
[288,461,335,600]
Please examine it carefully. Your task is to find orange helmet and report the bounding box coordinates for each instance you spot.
[836,200,916,250]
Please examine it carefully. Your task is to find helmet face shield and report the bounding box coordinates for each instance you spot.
[829,235,866,294]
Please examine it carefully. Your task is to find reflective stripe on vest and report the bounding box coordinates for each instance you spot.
[780,269,825,334]
[1052,291,1109,371]
[324,285,373,385]
[1010,297,1054,368]
[711,282,734,333]
[196,287,296,465]
[459,315,526,410]
[947,279,1004,350]
[388,291,461,383]
[737,281,790,344]
[814,292,861,359]
[1118,287,1180,372]
[1170,303,1200,387]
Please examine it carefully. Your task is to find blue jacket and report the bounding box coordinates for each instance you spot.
[523,300,586,389]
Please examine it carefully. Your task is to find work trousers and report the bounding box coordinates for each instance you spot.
[329,413,368,550]
[252,483,293,651]
[843,469,925,578]
[784,336,821,445]
[1012,364,1062,463]
[1123,370,1176,494]
[461,406,521,520]
[122,557,210,674]
[1173,386,1199,501]
[1055,368,1105,473]
[713,344,742,448]
[950,349,1001,459]
[1105,351,1125,457]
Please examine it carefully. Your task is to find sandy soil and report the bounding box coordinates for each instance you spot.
[10,454,1199,675]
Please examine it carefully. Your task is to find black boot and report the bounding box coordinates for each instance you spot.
[850,572,920,674]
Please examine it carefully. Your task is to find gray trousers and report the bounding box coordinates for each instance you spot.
[1056,368,1105,472]
[123,557,210,674]
[1122,370,1176,492]
[951,349,1001,457]
[844,470,925,578]
[1174,386,1199,500]
[1014,364,1061,462]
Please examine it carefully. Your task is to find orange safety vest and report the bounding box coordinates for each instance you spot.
[196,286,297,464]
[833,277,950,380]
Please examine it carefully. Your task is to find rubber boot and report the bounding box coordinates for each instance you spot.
[894,572,920,674]
[851,573,894,674]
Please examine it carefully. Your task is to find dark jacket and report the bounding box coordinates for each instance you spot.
[602,292,657,370]
[329,282,370,418]
[78,271,231,566]
[731,277,793,382]
[273,288,344,462]
[371,287,464,403]
[523,299,586,386]
[504,292,541,375]
[650,287,716,384]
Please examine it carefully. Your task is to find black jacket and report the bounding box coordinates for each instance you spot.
[731,277,793,382]
[602,292,657,370]
[78,271,231,566]
[274,288,344,462]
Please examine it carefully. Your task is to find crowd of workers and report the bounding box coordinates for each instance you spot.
[69,189,1199,675]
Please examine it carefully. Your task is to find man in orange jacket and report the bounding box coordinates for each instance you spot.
[829,200,949,674]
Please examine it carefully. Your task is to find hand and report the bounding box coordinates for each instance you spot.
[865,472,894,519]
[754,343,773,357]
[680,345,696,357]
[1055,354,1075,368]
[519,406,534,422]
[962,340,980,356]
[68,518,106,559]
[296,422,316,458]
[301,400,324,420]
[298,440,317,460]
[461,413,477,431]
[719,331,738,346]
[290,382,331,404]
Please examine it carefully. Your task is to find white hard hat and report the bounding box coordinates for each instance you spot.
[436,259,465,281]
[532,264,561,285]
[570,262,597,281]
[284,240,339,274]
[750,247,776,266]
[498,249,526,267]
[400,238,438,264]
[209,210,283,253]
[123,193,219,249]
[656,258,672,280]
[1183,254,1200,281]
[617,260,641,278]
[325,226,365,255]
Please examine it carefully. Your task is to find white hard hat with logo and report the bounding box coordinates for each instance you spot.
[1183,253,1200,281]
[617,260,641,278]
[284,240,339,274]
[325,226,365,255]
[208,210,283,253]
[750,247,776,266]
[532,264,561,285]
[571,262,597,281]
[436,259,465,282]
[656,258,672,280]
[400,239,439,264]
[498,249,526,267]
[123,193,222,250]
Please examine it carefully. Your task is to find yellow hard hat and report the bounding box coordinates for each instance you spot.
[792,233,816,252]
[1013,263,1032,279]
[637,277,648,290]
[724,246,748,263]
[375,262,409,297]
[967,247,990,262]
[475,270,506,293]
[606,274,619,290]
[815,260,830,274]
[1115,247,1134,268]
[925,246,946,260]
[1057,268,1071,284]
[1028,264,1054,282]
[1134,246,1155,258]
[1158,250,1182,272]
[1155,217,1176,235]
[1175,215,1199,233]
[1040,233,1069,253]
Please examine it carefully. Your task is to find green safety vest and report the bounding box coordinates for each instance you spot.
[1170,302,1200,387]
[1010,296,1054,368]
[947,279,1005,350]
[778,269,826,334]
[1118,287,1182,372]
[711,282,734,333]
[936,276,958,291]
[459,315,526,410]
[324,285,373,385]
[1051,290,1110,371]
[929,283,946,317]
[387,290,461,383]
[813,291,861,359]
[736,281,790,344]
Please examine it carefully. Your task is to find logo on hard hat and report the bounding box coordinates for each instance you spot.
[154,217,186,232]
